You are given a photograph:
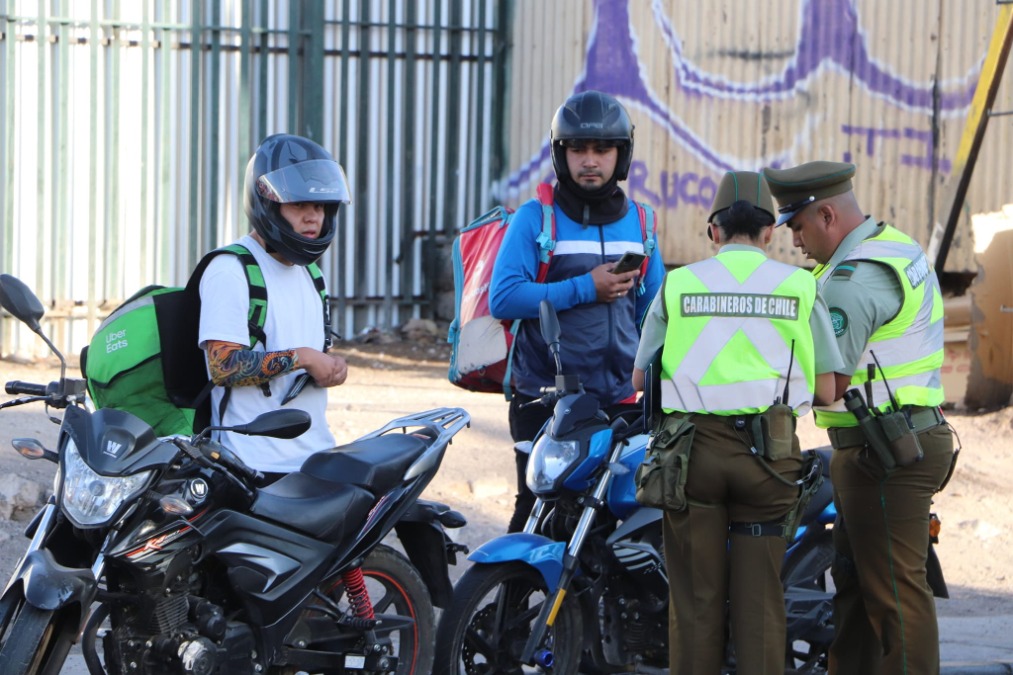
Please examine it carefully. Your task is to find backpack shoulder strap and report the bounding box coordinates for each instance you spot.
[501,184,556,400]
[535,183,556,283]
[633,201,658,294]
[306,261,333,350]
[186,244,272,414]
[209,244,269,348]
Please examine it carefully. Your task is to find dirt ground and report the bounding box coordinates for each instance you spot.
[1,333,1011,628]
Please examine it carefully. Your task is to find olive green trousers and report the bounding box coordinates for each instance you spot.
[663,415,801,675]
[828,423,954,675]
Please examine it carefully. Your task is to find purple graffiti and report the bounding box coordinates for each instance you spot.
[499,0,977,202]
[841,125,952,173]
[627,161,718,210]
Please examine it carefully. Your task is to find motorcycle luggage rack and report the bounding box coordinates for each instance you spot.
[354,407,470,444]
[352,407,471,481]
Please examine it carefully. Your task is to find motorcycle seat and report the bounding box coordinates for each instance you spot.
[251,472,376,541]
[300,434,429,495]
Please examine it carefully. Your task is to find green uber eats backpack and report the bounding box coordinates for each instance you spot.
[81,244,329,437]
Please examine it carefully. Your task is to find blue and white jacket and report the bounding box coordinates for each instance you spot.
[489,194,664,404]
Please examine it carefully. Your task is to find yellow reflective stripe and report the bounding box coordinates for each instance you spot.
[546,589,567,626]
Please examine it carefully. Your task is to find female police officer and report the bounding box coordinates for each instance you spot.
[633,171,842,675]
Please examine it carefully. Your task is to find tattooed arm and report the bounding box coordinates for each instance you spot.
[205,340,348,389]
[205,340,298,387]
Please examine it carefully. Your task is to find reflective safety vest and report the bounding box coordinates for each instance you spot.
[660,250,817,416]
[813,224,945,428]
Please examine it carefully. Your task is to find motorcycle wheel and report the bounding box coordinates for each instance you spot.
[433,562,583,675]
[781,530,834,673]
[0,592,76,675]
[321,544,435,675]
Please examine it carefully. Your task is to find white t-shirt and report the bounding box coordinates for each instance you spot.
[198,234,336,472]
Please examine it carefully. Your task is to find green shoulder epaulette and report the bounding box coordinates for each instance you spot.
[830,263,857,280]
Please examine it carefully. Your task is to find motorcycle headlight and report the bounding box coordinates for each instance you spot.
[526,435,581,496]
[60,437,153,527]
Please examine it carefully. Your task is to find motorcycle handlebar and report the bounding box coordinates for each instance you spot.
[230,458,264,486]
[200,440,264,486]
[5,381,49,397]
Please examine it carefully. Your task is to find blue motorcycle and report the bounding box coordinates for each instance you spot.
[434,300,947,674]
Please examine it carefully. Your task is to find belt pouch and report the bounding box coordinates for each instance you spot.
[877,410,924,466]
[635,414,695,512]
[853,414,897,470]
[757,403,796,461]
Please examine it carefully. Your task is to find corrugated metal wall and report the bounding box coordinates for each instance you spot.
[0,0,505,360]
[499,0,1013,275]
[4,0,1011,361]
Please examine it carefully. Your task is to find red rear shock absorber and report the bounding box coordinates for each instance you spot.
[342,567,375,619]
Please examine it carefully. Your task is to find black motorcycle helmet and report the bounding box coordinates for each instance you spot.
[243,134,351,266]
[549,90,635,188]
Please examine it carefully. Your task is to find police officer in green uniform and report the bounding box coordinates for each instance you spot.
[763,161,956,675]
[633,171,843,675]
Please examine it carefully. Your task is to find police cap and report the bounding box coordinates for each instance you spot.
[762,161,856,226]
[708,170,775,223]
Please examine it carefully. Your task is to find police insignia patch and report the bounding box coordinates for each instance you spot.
[829,307,849,337]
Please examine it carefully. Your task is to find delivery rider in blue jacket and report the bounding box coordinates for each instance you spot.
[490,90,665,533]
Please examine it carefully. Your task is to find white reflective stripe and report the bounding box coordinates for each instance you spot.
[662,376,704,411]
[866,321,943,364]
[662,378,813,416]
[552,240,644,256]
[101,293,155,327]
[818,370,941,414]
[603,240,646,255]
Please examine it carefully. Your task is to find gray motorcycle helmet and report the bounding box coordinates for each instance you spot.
[549,90,635,183]
[243,134,351,266]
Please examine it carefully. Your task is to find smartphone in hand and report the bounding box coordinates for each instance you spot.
[611,251,648,275]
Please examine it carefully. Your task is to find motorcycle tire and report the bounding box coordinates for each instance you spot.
[0,593,76,675]
[781,530,834,673]
[433,561,583,675]
[321,544,435,675]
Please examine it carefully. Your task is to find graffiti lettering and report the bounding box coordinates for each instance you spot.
[841,125,951,173]
[628,161,718,211]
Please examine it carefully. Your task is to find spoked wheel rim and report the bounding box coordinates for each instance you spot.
[460,598,541,673]
[440,562,582,675]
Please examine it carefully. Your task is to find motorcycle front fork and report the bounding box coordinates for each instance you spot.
[520,445,624,664]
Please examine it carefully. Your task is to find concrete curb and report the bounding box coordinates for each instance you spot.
[941,664,1013,675]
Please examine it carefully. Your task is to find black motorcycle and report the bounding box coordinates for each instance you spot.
[0,273,471,675]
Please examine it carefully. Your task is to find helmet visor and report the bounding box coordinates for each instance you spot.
[256,160,351,205]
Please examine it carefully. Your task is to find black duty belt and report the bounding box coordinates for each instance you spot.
[827,406,945,450]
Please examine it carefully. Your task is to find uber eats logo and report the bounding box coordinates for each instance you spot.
[106,329,129,353]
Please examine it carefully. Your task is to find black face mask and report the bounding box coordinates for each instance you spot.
[554,177,629,226]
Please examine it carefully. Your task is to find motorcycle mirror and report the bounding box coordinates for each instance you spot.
[538,300,561,353]
[0,274,46,332]
[230,409,312,439]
